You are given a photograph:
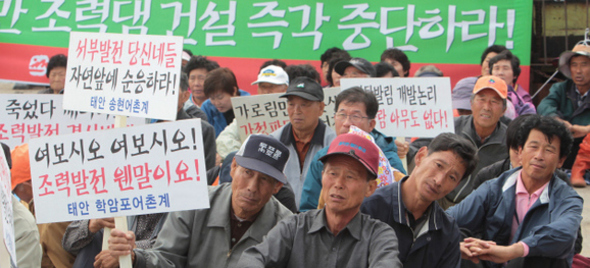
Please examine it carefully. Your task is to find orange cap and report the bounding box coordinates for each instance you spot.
[10,143,31,190]
[473,75,507,99]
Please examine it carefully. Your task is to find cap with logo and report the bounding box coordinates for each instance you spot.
[319,133,380,178]
[279,76,324,102]
[558,42,590,79]
[473,75,507,99]
[251,65,289,86]
[234,134,290,184]
[334,57,376,77]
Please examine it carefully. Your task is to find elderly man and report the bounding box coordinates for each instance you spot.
[538,42,590,182]
[361,133,478,268]
[108,134,292,268]
[452,45,507,116]
[447,115,582,267]
[238,133,402,268]
[410,75,508,209]
[300,87,406,212]
[270,76,336,207]
[216,65,289,160]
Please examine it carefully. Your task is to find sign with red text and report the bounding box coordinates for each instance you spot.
[340,78,454,138]
[0,94,146,149]
[0,145,16,267]
[232,88,340,141]
[28,119,209,224]
[63,32,183,121]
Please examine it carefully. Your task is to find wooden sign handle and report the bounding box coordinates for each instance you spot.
[100,116,132,268]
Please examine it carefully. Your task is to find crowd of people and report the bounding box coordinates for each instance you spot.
[4,39,590,268]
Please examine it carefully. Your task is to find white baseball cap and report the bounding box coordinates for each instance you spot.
[251,65,289,86]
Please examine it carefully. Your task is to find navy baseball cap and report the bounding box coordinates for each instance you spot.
[234,134,290,184]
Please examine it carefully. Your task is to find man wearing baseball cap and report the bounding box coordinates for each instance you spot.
[410,75,508,209]
[335,57,377,78]
[270,76,336,208]
[238,133,402,268]
[109,134,293,268]
[216,65,290,161]
[538,41,590,179]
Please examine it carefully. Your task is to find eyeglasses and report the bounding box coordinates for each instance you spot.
[334,113,370,124]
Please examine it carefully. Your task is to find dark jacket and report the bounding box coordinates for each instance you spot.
[361,177,461,268]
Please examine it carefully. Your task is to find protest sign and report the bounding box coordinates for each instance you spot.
[341,77,454,138]
[0,1,532,93]
[62,32,183,121]
[28,119,209,224]
[0,145,16,267]
[0,94,146,149]
[232,87,339,141]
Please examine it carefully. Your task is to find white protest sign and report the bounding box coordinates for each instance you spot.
[28,119,209,224]
[0,94,146,149]
[0,145,16,267]
[232,87,340,141]
[340,78,454,138]
[63,32,183,121]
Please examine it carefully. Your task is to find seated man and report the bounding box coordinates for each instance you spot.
[270,76,336,207]
[108,134,293,268]
[361,133,478,268]
[410,76,509,209]
[238,133,402,268]
[216,65,289,160]
[538,40,590,176]
[300,87,406,212]
[447,115,582,267]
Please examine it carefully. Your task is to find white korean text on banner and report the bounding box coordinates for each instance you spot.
[0,94,146,149]
[63,32,183,121]
[0,145,16,266]
[28,119,209,224]
[232,88,340,142]
[340,78,454,138]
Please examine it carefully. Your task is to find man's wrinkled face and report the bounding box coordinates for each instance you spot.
[49,66,66,92]
[411,148,467,203]
[334,101,375,135]
[342,66,370,79]
[188,68,208,103]
[471,89,505,131]
[287,96,324,133]
[569,55,590,90]
[230,160,282,218]
[257,82,287,95]
[519,129,565,183]
[321,155,376,215]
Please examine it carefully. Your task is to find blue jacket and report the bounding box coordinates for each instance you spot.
[360,176,460,268]
[446,167,583,267]
[299,129,406,212]
[201,89,251,137]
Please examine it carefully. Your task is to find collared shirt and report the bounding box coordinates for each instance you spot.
[238,209,402,268]
[292,127,312,170]
[575,86,589,107]
[511,171,549,257]
[230,210,258,248]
